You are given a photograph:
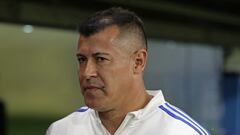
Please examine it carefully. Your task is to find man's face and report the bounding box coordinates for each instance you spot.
[77,26,135,112]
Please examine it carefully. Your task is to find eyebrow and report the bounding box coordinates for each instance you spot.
[93,52,110,57]
[76,53,84,57]
[76,52,110,57]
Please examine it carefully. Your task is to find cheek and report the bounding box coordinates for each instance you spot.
[77,69,84,85]
[105,65,132,89]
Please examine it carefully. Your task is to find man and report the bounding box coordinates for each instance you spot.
[46,7,209,135]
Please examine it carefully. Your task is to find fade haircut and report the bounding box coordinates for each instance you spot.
[78,7,148,50]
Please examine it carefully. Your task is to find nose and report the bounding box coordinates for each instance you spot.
[82,59,97,79]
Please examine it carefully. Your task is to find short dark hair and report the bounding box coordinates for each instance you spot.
[78,7,147,50]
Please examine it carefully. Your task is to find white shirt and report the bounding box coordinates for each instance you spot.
[46,90,210,135]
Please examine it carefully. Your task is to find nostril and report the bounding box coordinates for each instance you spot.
[86,76,92,81]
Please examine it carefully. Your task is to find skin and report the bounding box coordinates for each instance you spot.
[76,25,151,134]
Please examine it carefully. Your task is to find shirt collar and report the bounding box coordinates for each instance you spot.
[91,90,165,121]
[129,90,165,119]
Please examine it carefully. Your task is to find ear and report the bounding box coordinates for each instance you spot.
[133,49,147,74]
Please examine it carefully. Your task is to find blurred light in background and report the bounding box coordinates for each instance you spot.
[22,25,34,34]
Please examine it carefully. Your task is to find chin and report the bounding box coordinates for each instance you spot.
[88,105,105,112]
[86,102,108,112]
[85,99,102,110]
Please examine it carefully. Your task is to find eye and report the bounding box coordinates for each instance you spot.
[96,57,108,62]
[77,56,87,64]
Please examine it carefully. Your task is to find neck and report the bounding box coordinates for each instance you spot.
[98,110,126,135]
[98,88,152,134]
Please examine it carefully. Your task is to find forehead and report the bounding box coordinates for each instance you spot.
[78,26,120,51]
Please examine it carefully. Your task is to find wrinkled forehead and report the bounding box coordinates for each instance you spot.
[77,25,140,56]
[77,26,127,56]
[78,25,120,46]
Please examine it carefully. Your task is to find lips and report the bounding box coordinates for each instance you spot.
[83,86,101,91]
[81,79,104,93]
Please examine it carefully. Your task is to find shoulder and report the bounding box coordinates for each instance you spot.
[46,106,92,135]
[54,106,91,126]
[157,102,210,135]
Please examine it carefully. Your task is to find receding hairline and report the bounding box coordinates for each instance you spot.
[80,24,146,52]
[80,24,147,53]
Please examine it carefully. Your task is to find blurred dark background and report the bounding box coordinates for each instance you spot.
[0,0,240,135]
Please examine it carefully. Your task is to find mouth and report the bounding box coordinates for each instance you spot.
[83,86,103,92]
